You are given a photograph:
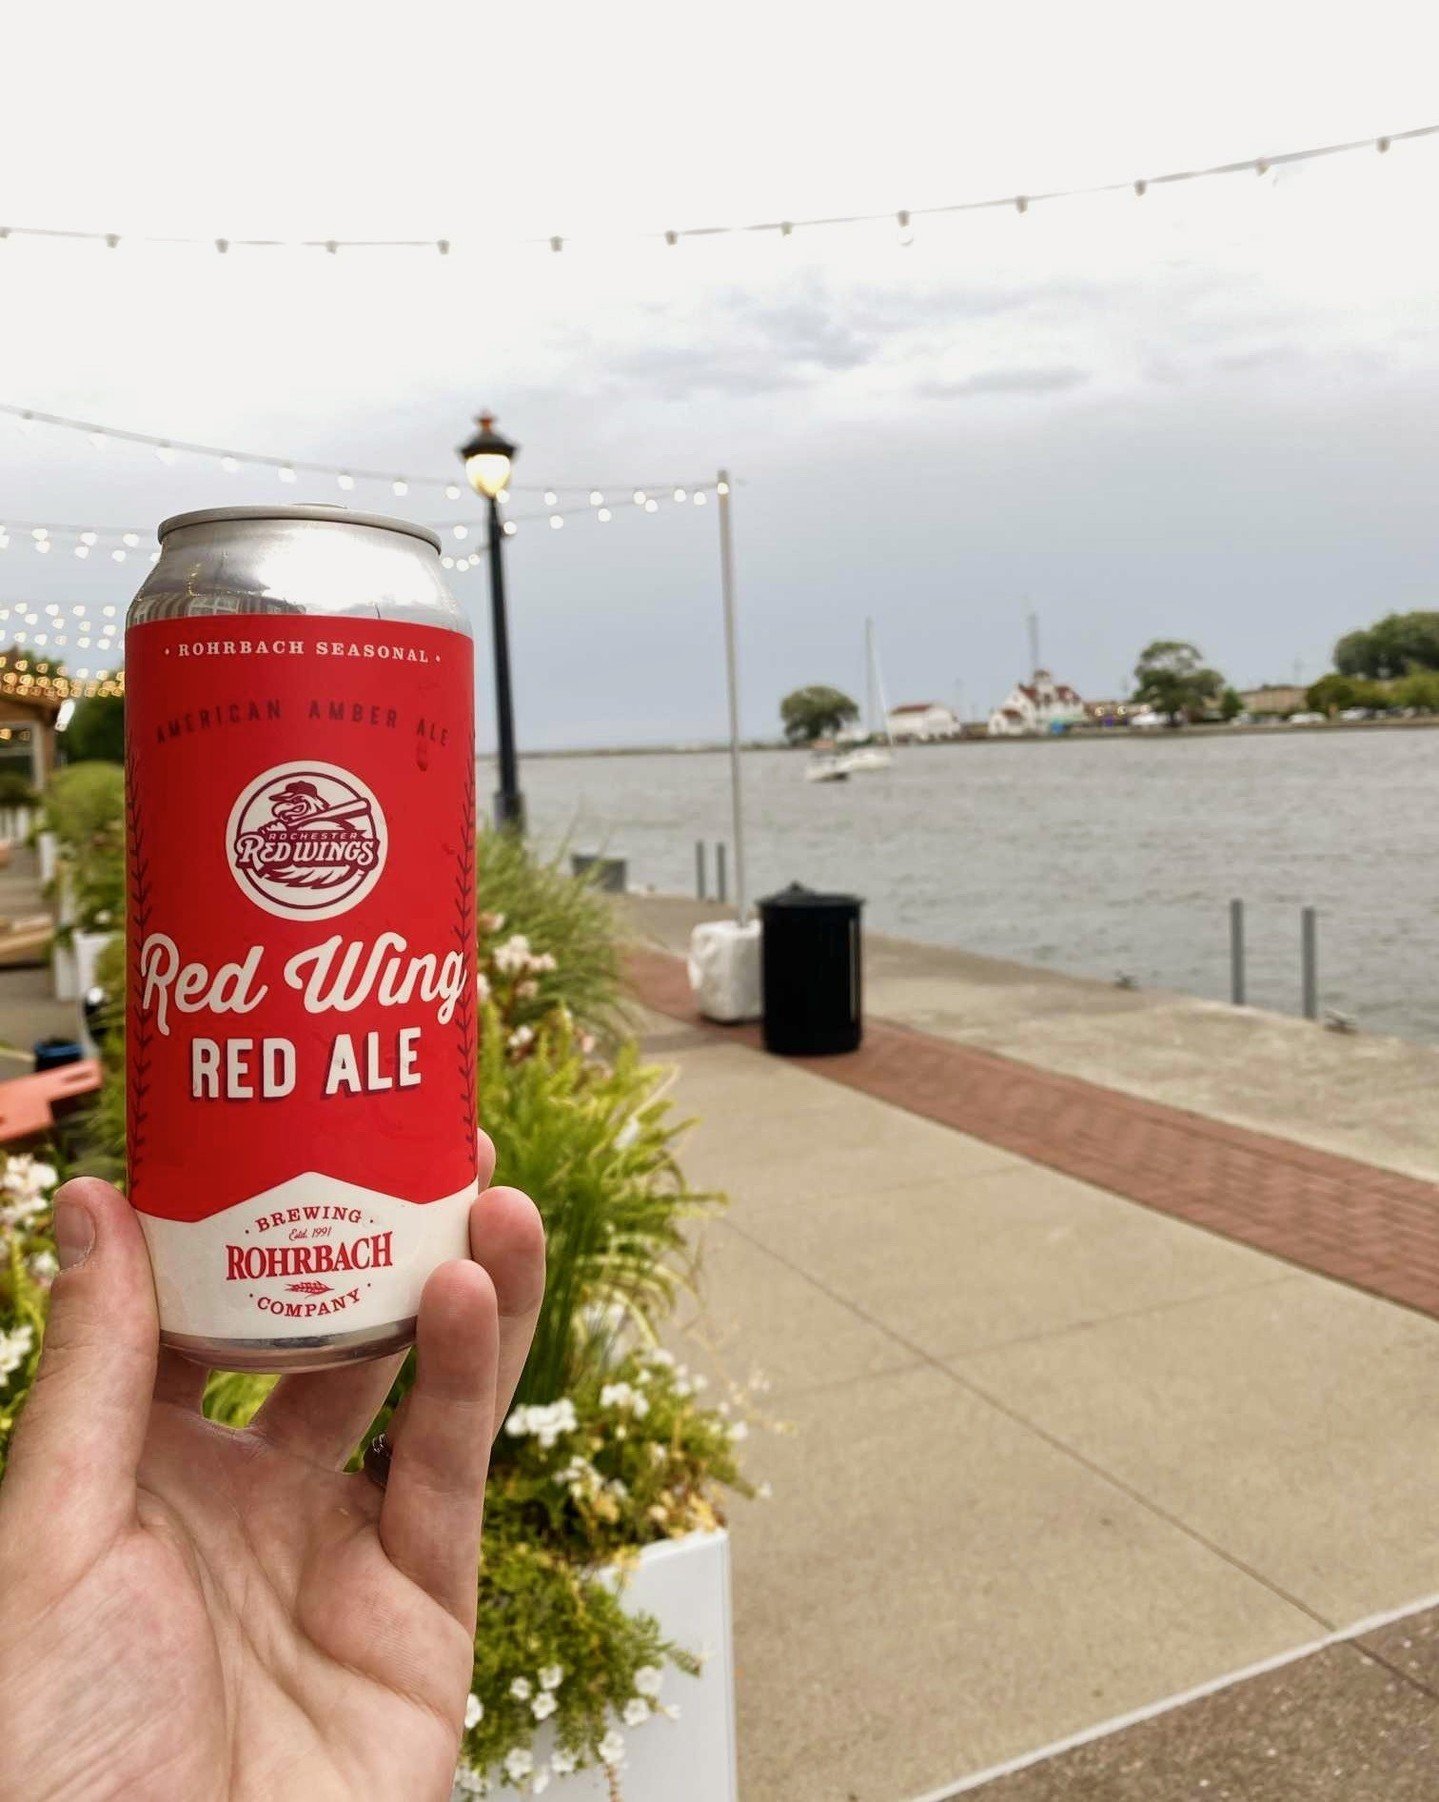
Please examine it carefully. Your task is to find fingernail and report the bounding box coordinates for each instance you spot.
[54,1194,95,1270]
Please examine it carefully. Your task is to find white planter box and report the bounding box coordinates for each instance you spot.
[73,929,115,998]
[37,829,57,885]
[455,1529,737,1801]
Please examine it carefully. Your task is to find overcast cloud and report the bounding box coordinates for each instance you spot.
[1,0,1438,746]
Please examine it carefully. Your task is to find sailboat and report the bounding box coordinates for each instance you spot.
[837,618,894,773]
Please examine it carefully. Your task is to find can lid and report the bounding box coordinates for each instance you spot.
[758,881,865,910]
[156,504,443,554]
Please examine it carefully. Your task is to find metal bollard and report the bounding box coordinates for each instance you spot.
[1229,898,1246,1006]
[716,842,728,904]
[1301,906,1318,1021]
[695,839,707,901]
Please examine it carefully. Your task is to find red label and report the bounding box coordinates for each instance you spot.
[125,617,478,1259]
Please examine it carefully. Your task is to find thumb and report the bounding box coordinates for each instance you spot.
[3,1179,158,1546]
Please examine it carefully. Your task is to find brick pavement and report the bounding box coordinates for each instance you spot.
[628,946,1439,1322]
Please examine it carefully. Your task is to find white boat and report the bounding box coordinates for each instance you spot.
[804,750,850,783]
[837,619,895,773]
[836,744,891,774]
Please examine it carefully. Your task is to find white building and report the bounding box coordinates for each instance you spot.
[886,701,961,742]
[987,669,1087,737]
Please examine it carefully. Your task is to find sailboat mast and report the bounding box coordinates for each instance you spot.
[865,617,879,736]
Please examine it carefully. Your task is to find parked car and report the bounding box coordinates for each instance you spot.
[1287,711,1328,725]
[1338,707,1372,721]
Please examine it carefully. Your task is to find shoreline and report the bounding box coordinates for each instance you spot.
[499,715,1439,760]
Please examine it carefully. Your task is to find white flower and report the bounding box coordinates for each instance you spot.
[476,971,492,1004]
[492,933,534,975]
[464,1693,484,1730]
[622,1698,651,1728]
[502,1747,534,1782]
[538,1665,564,1691]
[509,1677,533,1702]
[757,1481,774,1501]
[507,1025,535,1054]
[531,1691,557,1721]
[729,1421,749,1442]
[2,1155,57,1201]
[531,1769,551,1796]
[599,1382,649,1419]
[646,1348,676,1369]
[505,1400,578,1451]
[633,1665,664,1698]
[597,1729,625,1767]
[529,951,557,973]
[515,978,538,1002]
[550,1749,577,1777]
[452,1765,487,1797]
[27,1249,58,1283]
[0,1325,35,1380]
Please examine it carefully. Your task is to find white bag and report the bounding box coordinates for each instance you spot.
[686,920,762,1023]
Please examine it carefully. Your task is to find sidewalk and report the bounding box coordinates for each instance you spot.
[625,903,1439,1800]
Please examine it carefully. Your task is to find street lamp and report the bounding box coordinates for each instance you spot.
[458,411,525,831]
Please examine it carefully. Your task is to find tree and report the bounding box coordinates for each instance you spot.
[1306,672,1359,715]
[1334,611,1439,680]
[1131,641,1225,725]
[1219,686,1243,721]
[63,694,125,764]
[779,685,860,744]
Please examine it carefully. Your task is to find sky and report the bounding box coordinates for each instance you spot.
[2,0,1438,746]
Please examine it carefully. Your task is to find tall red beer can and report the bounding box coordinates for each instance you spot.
[125,506,478,1372]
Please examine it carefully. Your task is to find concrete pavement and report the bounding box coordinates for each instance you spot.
[626,907,1439,1800]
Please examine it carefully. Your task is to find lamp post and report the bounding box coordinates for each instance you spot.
[458,411,525,831]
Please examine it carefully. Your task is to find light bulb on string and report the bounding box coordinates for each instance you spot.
[337,472,355,491]
[589,491,603,506]
[31,528,47,541]
[122,533,139,548]
[633,490,646,505]
[716,480,730,495]
[36,539,50,554]
[644,499,658,513]
[445,484,461,501]
[597,508,611,522]
[544,491,557,507]
[392,479,408,496]
[452,525,468,540]
[111,549,125,562]
[502,521,517,537]
[549,515,564,530]
[693,492,707,505]
[73,544,89,559]
[673,488,686,502]
[80,531,96,546]
[441,556,455,569]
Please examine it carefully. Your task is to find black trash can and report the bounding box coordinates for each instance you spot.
[34,1035,83,1073]
[758,883,863,1056]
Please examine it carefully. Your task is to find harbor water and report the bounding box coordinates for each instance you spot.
[496,728,1439,1044]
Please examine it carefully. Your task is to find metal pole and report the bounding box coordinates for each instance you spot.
[1301,905,1318,1020]
[695,839,707,900]
[716,841,727,903]
[1229,899,1246,1006]
[716,470,747,919]
[486,493,525,831]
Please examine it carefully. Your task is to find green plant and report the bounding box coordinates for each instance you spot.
[477,826,628,1044]
[483,1003,711,1410]
[62,695,125,765]
[1132,640,1226,724]
[44,762,125,936]
[0,772,37,809]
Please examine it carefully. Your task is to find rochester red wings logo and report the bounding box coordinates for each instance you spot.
[226,761,388,921]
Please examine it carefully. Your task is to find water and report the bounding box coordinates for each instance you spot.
[493,730,1439,1043]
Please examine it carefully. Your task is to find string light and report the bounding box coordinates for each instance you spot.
[0,401,708,501]
[597,508,611,522]
[0,122,1426,256]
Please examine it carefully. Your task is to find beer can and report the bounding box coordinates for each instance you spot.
[124,505,478,1372]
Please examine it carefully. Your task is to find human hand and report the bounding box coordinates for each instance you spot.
[0,1132,544,1802]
